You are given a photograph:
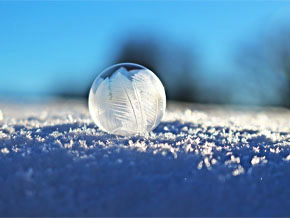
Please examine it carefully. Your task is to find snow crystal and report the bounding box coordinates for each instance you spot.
[1,147,9,154]
[251,156,268,165]
[232,165,245,176]
[283,154,290,161]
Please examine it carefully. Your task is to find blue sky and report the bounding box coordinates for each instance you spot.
[0,1,290,97]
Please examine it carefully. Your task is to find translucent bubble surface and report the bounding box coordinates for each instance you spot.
[89,63,166,136]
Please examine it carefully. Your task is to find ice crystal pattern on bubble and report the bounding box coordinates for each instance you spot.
[89,64,166,136]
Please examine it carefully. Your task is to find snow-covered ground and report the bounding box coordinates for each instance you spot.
[0,100,290,216]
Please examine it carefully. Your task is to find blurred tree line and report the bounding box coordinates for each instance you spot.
[234,24,290,107]
[114,34,200,102]
[56,25,290,107]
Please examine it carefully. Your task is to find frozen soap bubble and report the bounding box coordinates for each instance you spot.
[89,63,166,136]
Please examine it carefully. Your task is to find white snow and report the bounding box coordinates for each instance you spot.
[0,100,290,216]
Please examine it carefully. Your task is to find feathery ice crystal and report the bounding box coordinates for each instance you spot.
[89,63,166,136]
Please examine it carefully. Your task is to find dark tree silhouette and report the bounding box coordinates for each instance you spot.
[234,25,290,107]
[53,32,202,103]
[115,33,201,102]
[269,26,290,106]
[115,36,160,78]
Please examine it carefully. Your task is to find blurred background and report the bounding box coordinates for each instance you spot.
[0,1,290,107]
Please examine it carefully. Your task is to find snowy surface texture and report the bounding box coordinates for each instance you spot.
[0,100,290,216]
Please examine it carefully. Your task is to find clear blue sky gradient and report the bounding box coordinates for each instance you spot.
[0,1,290,97]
